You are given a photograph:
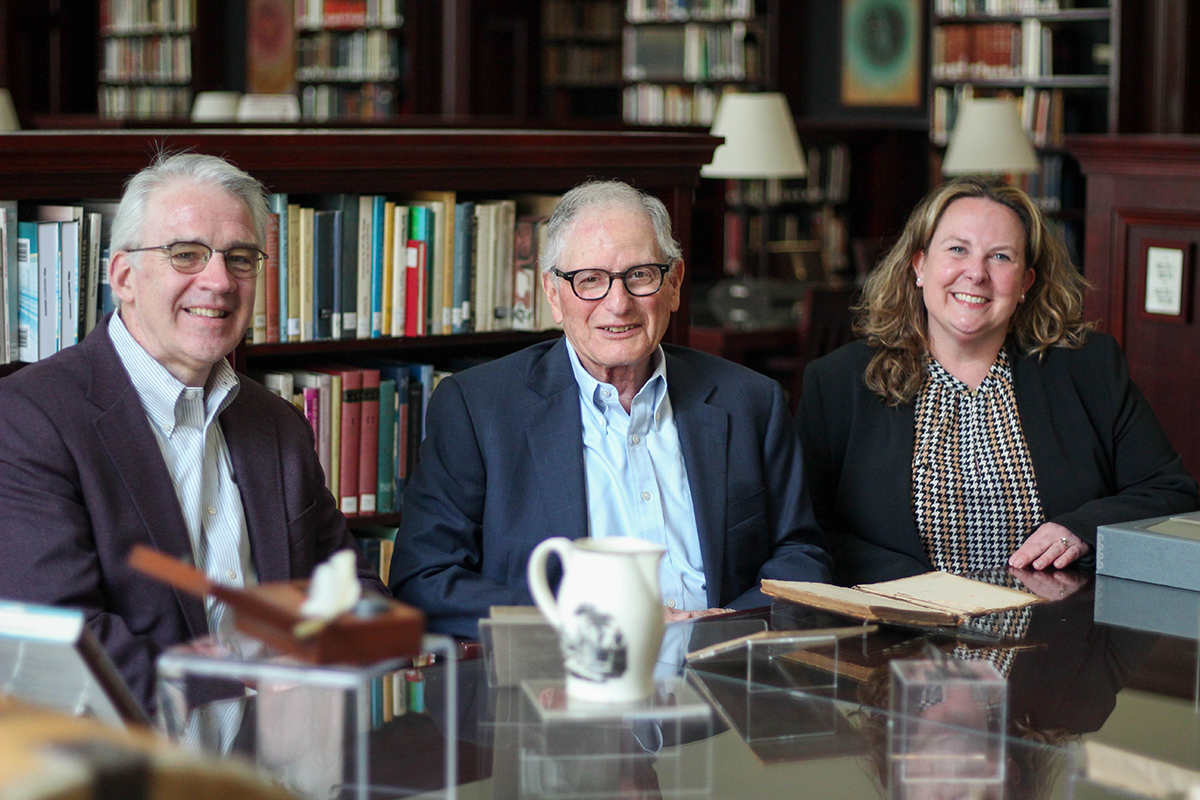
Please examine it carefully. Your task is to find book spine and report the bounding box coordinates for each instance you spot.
[376,378,397,514]
[358,368,380,514]
[265,210,281,343]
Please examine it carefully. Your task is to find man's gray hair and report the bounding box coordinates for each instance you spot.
[109,151,270,255]
[541,180,682,276]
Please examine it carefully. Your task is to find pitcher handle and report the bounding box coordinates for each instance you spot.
[527,537,573,629]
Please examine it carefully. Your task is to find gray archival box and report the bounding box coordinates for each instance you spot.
[1096,511,1200,592]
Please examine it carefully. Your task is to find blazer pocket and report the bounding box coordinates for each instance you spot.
[726,486,766,531]
[287,500,320,548]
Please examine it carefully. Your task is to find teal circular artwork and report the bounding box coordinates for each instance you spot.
[845,0,916,86]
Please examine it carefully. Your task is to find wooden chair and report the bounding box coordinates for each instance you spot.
[789,284,859,408]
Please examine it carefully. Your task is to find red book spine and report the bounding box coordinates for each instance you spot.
[265,211,281,343]
[405,240,426,337]
[336,369,363,515]
[358,368,381,514]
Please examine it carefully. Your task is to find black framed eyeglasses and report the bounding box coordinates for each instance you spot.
[551,263,671,301]
[127,241,268,279]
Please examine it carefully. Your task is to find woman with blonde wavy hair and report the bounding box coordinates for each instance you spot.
[797,177,1197,588]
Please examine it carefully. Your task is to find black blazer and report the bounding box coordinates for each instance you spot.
[798,334,1199,586]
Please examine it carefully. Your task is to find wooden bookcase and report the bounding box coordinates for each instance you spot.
[621,0,776,126]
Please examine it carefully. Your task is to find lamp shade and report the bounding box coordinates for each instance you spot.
[0,89,20,132]
[942,97,1038,175]
[701,92,806,179]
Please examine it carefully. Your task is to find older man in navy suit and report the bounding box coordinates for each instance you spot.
[391,180,830,638]
[0,153,384,712]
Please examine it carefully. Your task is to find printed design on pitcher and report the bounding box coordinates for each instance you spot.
[561,603,628,682]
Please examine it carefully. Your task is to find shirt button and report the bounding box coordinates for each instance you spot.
[655,411,661,422]
[601,389,611,398]
[666,598,677,609]
[631,434,640,445]
[641,491,651,502]
[207,506,217,516]
[226,569,237,581]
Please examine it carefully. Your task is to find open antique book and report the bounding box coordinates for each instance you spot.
[761,571,1042,626]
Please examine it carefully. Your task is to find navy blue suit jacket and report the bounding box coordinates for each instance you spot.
[0,316,385,711]
[390,338,831,637]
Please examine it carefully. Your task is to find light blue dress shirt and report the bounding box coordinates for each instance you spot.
[564,340,708,611]
[109,313,258,643]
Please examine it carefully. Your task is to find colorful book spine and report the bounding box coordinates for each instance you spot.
[371,195,386,338]
[376,377,397,514]
[16,222,38,363]
[358,367,381,514]
[270,194,289,343]
[452,201,475,333]
[264,210,281,343]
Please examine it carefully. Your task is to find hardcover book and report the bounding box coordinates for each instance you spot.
[761,572,1041,627]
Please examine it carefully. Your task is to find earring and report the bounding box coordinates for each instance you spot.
[1020,294,1026,303]
[916,278,923,287]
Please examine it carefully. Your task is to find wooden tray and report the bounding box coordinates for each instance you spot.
[129,545,425,665]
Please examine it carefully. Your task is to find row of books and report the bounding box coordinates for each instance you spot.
[623,21,759,83]
[543,43,622,85]
[299,83,399,120]
[352,526,433,727]
[253,361,444,517]
[930,85,1065,147]
[1,202,118,365]
[625,0,755,24]
[932,22,1045,82]
[295,29,402,82]
[98,85,192,119]
[934,0,1073,14]
[248,192,561,346]
[622,82,727,126]
[100,0,196,34]
[543,0,622,39]
[100,34,193,84]
[294,0,403,30]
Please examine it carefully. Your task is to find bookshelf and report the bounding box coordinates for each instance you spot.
[0,128,719,522]
[293,0,406,121]
[540,0,624,121]
[621,0,773,126]
[928,0,1120,226]
[97,0,196,120]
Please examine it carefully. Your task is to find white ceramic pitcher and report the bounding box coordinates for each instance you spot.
[527,536,666,704]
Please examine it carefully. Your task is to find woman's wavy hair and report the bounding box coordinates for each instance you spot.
[855,177,1092,405]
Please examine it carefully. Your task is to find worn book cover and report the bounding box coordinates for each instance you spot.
[762,572,1041,627]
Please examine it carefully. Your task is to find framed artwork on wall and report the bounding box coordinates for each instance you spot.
[840,0,923,108]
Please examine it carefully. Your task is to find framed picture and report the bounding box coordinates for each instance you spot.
[841,0,923,108]
[1137,240,1192,324]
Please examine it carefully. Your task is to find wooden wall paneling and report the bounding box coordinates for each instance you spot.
[1069,134,1200,479]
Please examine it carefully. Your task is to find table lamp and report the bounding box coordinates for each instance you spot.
[0,89,20,132]
[702,92,807,279]
[941,97,1038,176]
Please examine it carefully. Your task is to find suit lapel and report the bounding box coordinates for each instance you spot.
[665,353,727,608]
[524,339,589,541]
[87,322,208,639]
[222,393,291,583]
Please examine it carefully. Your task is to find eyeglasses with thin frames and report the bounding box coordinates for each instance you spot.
[551,263,671,301]
[126,241,268,279]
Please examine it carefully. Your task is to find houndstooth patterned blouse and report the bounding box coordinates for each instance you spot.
[912,349,1045,573]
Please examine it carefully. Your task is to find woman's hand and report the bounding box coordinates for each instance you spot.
[1008,521,1090,570]
[663,606,734,624]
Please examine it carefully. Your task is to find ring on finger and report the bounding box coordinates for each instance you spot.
[1059,536,1070,547]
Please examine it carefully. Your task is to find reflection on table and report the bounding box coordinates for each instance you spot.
[161,572,1200,800]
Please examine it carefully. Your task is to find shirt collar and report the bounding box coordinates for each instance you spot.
[109,311,240,434]
[563,339,669,424]
[926,348,1011,395]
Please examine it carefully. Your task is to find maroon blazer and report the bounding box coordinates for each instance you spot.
[0,315,385,712]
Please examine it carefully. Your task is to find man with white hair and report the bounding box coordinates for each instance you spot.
[391,179,830,638]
